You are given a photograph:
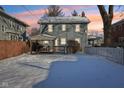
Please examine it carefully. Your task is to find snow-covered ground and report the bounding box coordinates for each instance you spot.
[0,53,124,88]
[33,55,124,88]
[0,54,76,88]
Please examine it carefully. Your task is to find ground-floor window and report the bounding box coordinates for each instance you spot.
[61,38,66,45]
[75,38,80,44]
[43,41,49,44]
[55,39,58,46]
[119,37,124,42]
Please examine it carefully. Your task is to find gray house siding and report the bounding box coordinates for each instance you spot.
[40,23,88,50]
[0,10,28,41]
[39,17,90,52]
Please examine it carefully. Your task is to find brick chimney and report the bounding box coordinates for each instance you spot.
[81,11,85,17]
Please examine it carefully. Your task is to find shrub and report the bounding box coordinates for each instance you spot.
[67,40,80,54]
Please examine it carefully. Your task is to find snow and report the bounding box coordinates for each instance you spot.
[33,55,124,88]
[0,54,76,88]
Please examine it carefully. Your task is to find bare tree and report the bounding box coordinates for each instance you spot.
[71,10,78,16]
[0,6,5,11]
[44,5,64,17]
[97,5,114,46]
[30,28,40,36]
[116,5,124,17]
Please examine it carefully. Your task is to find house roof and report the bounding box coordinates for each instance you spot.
[31,34,56,41]
[88,35,103,40]
[38,16,90,24]
[0,10,29,27]
[112,19,124,26]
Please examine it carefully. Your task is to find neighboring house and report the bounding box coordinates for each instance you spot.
[0,7,29,41]
[88,35,104,47]
[38,16,90,51]
[111,19,124,47]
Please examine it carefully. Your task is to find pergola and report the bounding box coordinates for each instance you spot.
[30,34,56,53]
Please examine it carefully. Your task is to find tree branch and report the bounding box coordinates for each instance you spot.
[97,5,108,21]
[109,5,114,22]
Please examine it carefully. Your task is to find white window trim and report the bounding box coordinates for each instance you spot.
[75,24,80,32]
[55,39,58,46]
[48,24,53,32]
[61,38,66,45]
[43,41,49,44]
[62,24,66,31]
[75,38,80,43]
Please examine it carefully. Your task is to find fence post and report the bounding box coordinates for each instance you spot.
[122,48,124,64]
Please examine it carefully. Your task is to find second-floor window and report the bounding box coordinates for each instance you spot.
[62,24,66,31]
[10,20,13,28]
[48,24,53,32]
[75,24,80,32]
[2,25,5,32]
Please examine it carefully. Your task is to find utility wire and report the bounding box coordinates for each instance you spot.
[21,5,39,19]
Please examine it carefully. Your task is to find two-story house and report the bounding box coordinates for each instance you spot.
[0,7,29,41]
[111,19,124,47]
[38,16,90,51]
[112,19,124,43]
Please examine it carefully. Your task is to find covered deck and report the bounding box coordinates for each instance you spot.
[30,34,79,54]
[30,34,56,54]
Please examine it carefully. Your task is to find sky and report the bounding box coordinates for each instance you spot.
[1,5,124,34]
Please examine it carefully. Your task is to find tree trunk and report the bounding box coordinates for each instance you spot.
[103,20,112,46]
[97,5,113,46]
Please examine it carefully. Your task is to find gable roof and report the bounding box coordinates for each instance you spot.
[0,10,29,27]
[112,19,124,26]
[38,16,90,24]
[31,34,56,41]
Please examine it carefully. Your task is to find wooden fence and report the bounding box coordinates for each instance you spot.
[0,40,29,60]
[85,47,124,64]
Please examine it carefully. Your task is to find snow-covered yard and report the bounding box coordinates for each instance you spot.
[0,54,76,88]
[0,53,124,88]
[33,55,124,88]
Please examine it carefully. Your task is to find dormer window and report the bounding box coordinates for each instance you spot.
[75,24,80,32]
[48,24,53,32]
[62,24,66,31]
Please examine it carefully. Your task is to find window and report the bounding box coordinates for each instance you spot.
[17,25,20,30]
[43,41,49,44]
[20,27,23,31]
[75,24,80,32]
[48,24,53,32]
[122,23,124,31]
[2,25,5,32]
[116,25,119,31]
[62,24,66,31]
[10,20,12,28]
[61,38,66,45]
[75,38,80,43]
[55,39,58,46]
[119,37,124,42]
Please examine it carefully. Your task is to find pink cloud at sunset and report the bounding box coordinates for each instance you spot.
[88,12,123,32]
[10,6,123,34]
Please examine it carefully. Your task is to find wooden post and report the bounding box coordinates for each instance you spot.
[30,40,32,54]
